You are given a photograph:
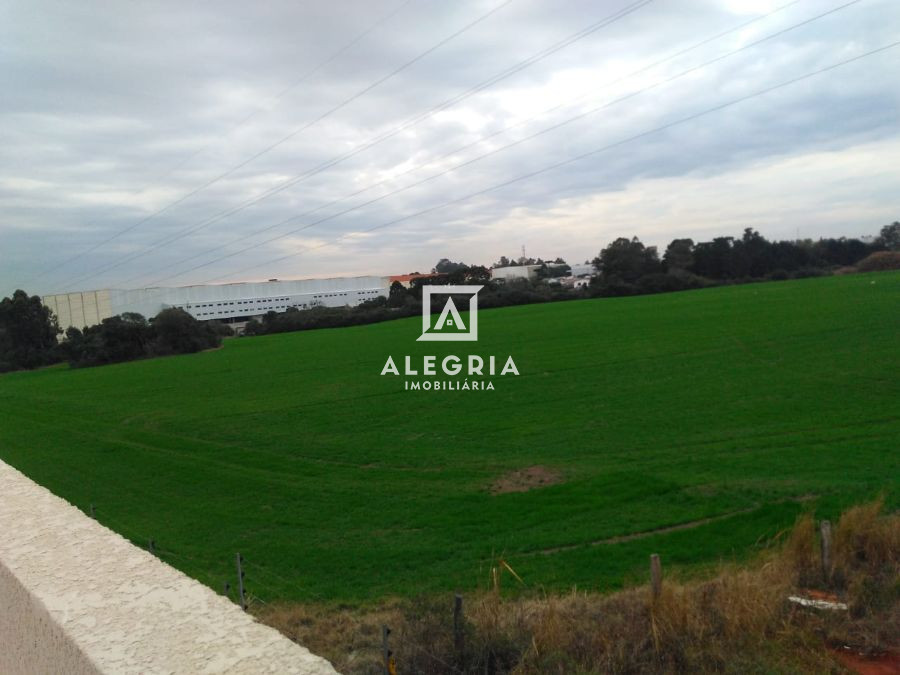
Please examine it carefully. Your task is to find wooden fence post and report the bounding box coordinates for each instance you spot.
[236,553,247,611]
[650,553,662,601]
[381,624,392,675]
[820,520,832,582]
[453,592,464,656]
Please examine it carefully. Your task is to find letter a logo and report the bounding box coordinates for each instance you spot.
[433,297,466,332]
[418,285,482,342]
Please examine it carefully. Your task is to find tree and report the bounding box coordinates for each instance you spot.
[732,228,776,277]
[464,265,492,284]
[433,258,467,274]
[663,238,694,272]
[537,262,571,279]
[877,221,899,251]
[0,290,61,372]
[98,313,150,362]
[691,237,736,279]
[811,237,872,267]
[151,308,220,355]
[594,237,661,283]
[388,281,409,308]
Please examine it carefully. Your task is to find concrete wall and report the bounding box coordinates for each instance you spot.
[0,460,338,675]
[568,263,596,277]
[42,289,113,331]
[490,265,541,281]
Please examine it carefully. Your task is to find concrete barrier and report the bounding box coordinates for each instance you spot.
[0,461,339,674]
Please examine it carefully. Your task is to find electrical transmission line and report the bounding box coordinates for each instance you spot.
[50,0,653,291]
[43,0,515,291]
[136,0,864,286]
[204,41,899,285]
[25,0,418,284]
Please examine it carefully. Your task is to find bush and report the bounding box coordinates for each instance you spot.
[636,273,690,294]
[151,308,221,356]
[62,313,151,367]
[59,308,223,367]
[206,320,235,338]
[856,251,900,272]
[790,267,830,279]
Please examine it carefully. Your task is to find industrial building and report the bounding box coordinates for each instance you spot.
[568,263,596,277]
[490,264,543,281]
[42,276,390,331]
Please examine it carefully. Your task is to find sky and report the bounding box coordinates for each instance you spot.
[1,0,898,295]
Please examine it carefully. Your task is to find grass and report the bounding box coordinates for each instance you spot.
[260,501,900,673]
[0,272,897,605]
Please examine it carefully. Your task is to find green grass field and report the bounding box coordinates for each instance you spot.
[1,273,897,604]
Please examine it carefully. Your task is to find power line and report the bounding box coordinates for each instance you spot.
[125,0,668,288]
[204,40,900,285]
[136,0,862,286]
[133,0,810,287]
[25,0,418,285]
[84,0,653,289]
[45,0,514,292]
[49,0,652,292]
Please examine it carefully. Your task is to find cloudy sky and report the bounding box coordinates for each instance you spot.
[2,0,898,294]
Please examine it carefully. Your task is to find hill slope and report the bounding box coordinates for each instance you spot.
[1,273,897,602]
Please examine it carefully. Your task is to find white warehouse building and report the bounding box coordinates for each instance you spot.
[42,276,390,332]
[490,264,543,281]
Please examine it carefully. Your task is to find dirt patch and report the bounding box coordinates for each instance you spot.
[491,465,563,494]
[829,646,900,675]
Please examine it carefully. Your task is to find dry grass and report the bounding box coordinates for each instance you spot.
[855,251,900,272]
[490,466,564,494]
[258,502,899,674]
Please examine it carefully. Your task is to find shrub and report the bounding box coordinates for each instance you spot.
[59,308,223,367]
[856,251,900,272]
[151,308,221,356]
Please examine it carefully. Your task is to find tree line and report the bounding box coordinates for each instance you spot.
[245,222,898,337]
[0,296,230,373]
[1,222,897,370]
[590,225,898,297]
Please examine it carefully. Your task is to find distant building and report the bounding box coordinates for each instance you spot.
[388,273,444,288]
[42,276,389,331]
[490,264,542,281]
[568,263,596,278]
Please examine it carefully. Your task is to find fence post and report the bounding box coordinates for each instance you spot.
[381,624,392,675]
[236,553,247,611]
[90,503,95,519]
[147,539,155,554]
[650,553,662,601]
[453,593,464,657]
[820,520,832,582]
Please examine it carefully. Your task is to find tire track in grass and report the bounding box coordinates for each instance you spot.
[531,497,815,557]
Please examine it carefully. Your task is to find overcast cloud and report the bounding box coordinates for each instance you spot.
[1,0,898,294]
